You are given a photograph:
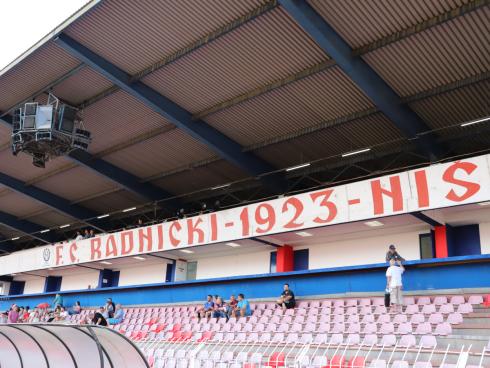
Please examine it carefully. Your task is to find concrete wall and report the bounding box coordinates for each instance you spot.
[60,271,99,291]
[117,263,169,287]
[480,222,490,254]
[196,250,271,279]
[23,278,45,294]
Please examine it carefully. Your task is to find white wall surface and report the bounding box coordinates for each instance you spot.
[479,222,490,254]
[196,250,271,280]
[303,227,428,269]
[22,278,45,294]
[60,270,99,291]
[117,263,169,286]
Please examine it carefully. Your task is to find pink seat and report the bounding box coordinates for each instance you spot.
[333,307,344,315]
[447,312,463,324]
[318,322,330,333]
[396,322,412,335]
[319,314,331,323]
[434,322,452,336]
[421,304,436,314]
[285,333,298,344]
[347,314,360,324]
[277,323,289,333]
[380,323,395,334]
[313,333,327,344]
[393,314,407,324]
[404,297,415,305]
[433,296,448,305]
[265,323,277,332]
[391,361,409,368]
[409,314,425,324]
[374,306,387,315]
[449,296,465,305]
[290,323,302,333]
[439,304,454,314]
[413,363,433,368]
[428,313,443,324]
[346,299,358,307]
[253,323,265,333]
[346,333,360,345]
[347,323,361,334]
[361,315,375,324]
[294,315,305,324]
[377,314,391,324]
[306,315,318,323]
[333,300,345,308]
[320,300,332,308]
[468,295,483,305]
[379,334,396,347]
[404,305,419,314]
[372,298,384,306]
[329,333,344,345]
[457,303,473,314]
[369,359,387,368]
[360,306,372,315]
[333,314,344,323]
[417,297,431,305]
[300,333,313,344]
[224,333,235,342]
[346,307,357,315]
[362,323,377,334]
[414,322,432,335]
[331,323,345,333]
[259,333,271,342]
[303,323,316,333]
[419,335,437,349]
[321,307,332,315]
[362,334,378,346]
[398,334,416,347]
[272,333,285,343]
[310,301,321,308]
[213,332,224,342]
[282,316,292,324]
[284,308,295,316]
[359,298,371,306]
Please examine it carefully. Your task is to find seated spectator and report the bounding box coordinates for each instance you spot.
[53,293,63,308]
[233,294,251,319]
[276,283,295,310]
[68,301,82,315]
[197,295,214,322]
[29,309,40,323]
[105,298,115,318]
[89,229,95,238]
[226,295,238,320]
[108,304,125,325]
[17,307,25,322]
[22,306,30,322]
[212,297,227,321]
[55,307,68,322]
[100,306,109,319]
[89,309,108,326]
[83,229,90,239]
[75,231,84,241]
[0,311,8,324]
[8,305,20,323]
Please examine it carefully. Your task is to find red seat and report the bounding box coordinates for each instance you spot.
[155,324,166,333]
[348,356,365,368]
[181,331,193,341]
[244,364,256,368]
[329,355,346,368]
[170,323,181,332]
[267,352,285,367]
[168,331,182,341]
[197,331,213,342]
[483,294,490,307]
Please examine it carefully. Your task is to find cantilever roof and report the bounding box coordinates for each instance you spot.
[0,0,488,250]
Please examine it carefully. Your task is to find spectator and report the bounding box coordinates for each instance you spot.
[68,301,82,316]
[386,259,405,312]
[8,305,20,323]
[385,244,405,263]
[53,293,63,308]
[75,231,84,241]
[0,311,8,324]
[29,309,40,323]
[83,229,90,239]
[89,229,95,238]
[136,218,144,228]
[233,293,251,319]
[197,295,214,322]
[105,298,115,318]
[90,309,108,326]
[226,295,238,319]
[108,304,125,325]
[276,283,296,310]
[212,297,227,321]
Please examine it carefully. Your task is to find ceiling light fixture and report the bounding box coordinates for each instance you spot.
[342,148,371,157]
[226,242,241,247]
[59,224,70,229]
[40,229,50,234]
[285,162,311,172]
[133,256,145,260]
[97,214,110,219]
[179,249,194,254]
[365,220,384,227]
[211,183,231,190]
[122,207,137,213]
[100,261,112,265]
[295,231,313,237]
[11,237,20,241]
[460,116,490,127]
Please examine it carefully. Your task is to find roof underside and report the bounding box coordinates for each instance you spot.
[0,0,489,250]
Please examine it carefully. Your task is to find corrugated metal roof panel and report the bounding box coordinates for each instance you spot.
[0,42,79,111]
[34,166,118,202]
[253,113,405,168]
[26,210,76,228]
[0,124,10,147]
[142,7,328,113]
[0,150,73,182]
[362,8,490,96]
[0,191,47,218]
[82,90,172,154]
[52,66,113,105]
[0,224,23,239]
[103,129,217,179]
[80,190,145,213]
[153,160,248,196]
[409,80,490,131]
[307,0,471,49]
[64,0,269,75]
[204,67,375,146]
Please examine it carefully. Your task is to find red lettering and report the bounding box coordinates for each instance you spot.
[414,170,430,208]
[121,231,134,255]
[255,203,276,234]
[90,238,102,260]
[169,221,182,247]
[156,224,164,250]
[69,242,78,263]
[442,161,480,202]
[240,207,250,237]
[55,245,63,266]
[371,176,403,215]
[187,217,205,244]
[282,197,304,229]
[138,227,153,252]
[210,214,218,242]
[310,189,337,224]
[105,235,118,257]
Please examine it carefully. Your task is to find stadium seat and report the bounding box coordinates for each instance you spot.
[267,352,285,367]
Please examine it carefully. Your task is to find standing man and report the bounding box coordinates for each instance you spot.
[386,259,405,312]
[276,283,296,310]
[105,298,115,318]
[385,245,405,263]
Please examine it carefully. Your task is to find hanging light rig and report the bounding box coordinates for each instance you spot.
[11,93,91,168]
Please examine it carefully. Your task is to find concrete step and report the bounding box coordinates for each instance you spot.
[452,323,490,336]
[461,316,490,324]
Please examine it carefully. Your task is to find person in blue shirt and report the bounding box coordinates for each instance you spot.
[197,295,214,322]
[233,293,251,319]
[108,304,125,325]
[53,294,63,308]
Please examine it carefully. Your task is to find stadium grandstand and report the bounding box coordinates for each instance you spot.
[0,0,490,367]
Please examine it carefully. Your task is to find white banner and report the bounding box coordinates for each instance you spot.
[1,154,489,275]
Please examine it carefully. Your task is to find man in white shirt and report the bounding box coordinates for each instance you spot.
[386,259,405,312]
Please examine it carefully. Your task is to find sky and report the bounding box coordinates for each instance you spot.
[0,0,90,71]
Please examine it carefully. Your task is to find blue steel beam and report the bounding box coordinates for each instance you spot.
[0,211,51,243]
[0,172,105,231]
[278,0,443,160]
[0,114,180,209]
[55,33,286,192]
